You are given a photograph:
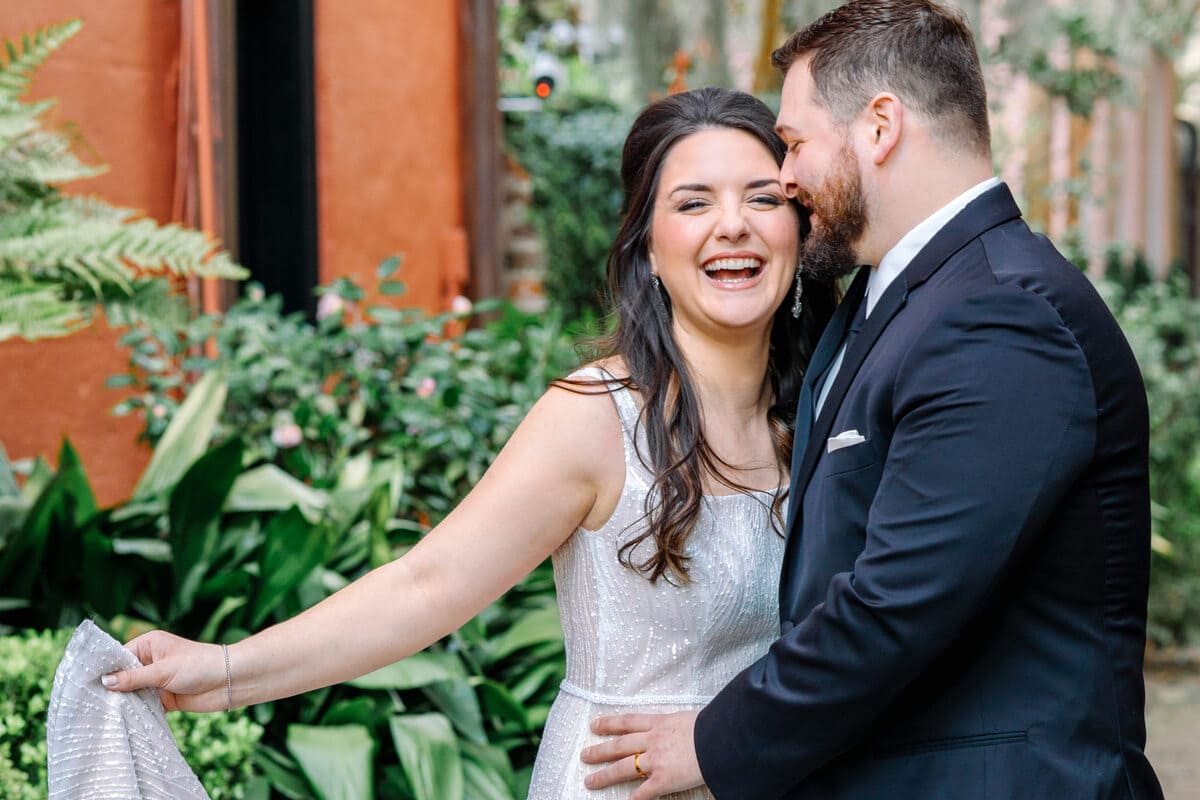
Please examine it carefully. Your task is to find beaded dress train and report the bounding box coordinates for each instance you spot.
[527,368,786,799]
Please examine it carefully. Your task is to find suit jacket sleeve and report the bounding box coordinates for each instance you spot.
[694,286,1098,798]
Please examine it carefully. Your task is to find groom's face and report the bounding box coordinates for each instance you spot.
[776,59,867,282]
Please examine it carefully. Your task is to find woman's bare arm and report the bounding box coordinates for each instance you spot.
[103,383,624,711]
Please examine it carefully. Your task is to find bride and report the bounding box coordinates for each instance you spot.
[104,87,836,799]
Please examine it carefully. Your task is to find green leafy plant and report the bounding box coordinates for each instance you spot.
[0,628,263,800]
[2,268,582,796]
[110,260,583,526]
[0,19,246,342]
[504,107,627,321]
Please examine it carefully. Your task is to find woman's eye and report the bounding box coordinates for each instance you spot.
[677,199,707,212]
[750,194,784,207]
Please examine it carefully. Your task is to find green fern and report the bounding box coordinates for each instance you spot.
[0,18,247,342]
[0,19,82,106]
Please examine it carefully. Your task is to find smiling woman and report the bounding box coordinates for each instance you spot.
[650,127,800,336]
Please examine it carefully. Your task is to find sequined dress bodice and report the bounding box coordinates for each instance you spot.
[528,368,786,799]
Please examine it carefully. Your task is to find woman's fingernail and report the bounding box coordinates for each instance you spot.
[101,674,117,688]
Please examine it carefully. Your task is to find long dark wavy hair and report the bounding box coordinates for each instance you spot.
[561,87,836,584]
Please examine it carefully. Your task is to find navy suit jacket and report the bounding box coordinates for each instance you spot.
[694,185,1162,799]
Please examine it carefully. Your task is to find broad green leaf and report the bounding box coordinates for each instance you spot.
[226,464,330,522]
[110,538,171,562]
[347,650,466,690]
[134,369,227,499]
[168,438,243,619]
[287,724,375,800]
[376,254,402,279]
[254,743,319,800]
[423,679,487,745]
[389,713,463,800]
[475,679,531,730]
[197,594,248,643]
[463,758,516,800]
[487,603,563,663]
[508,660,562,703]
[0,439,95,597]
[249,508,330,628]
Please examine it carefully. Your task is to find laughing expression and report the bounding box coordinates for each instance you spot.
[649,127,800,339]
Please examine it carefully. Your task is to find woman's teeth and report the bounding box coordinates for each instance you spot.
[703,257,763,283]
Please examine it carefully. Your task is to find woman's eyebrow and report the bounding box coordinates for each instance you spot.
[669,178,781,196]
[668,183,712,195]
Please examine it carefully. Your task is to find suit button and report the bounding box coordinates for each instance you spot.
[781,620,795,634]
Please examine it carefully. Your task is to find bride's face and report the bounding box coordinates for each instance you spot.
[648,128,799,340]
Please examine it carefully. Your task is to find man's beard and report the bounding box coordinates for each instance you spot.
[799,143,868,282]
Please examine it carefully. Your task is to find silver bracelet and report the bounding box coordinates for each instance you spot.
[221,643,233,712]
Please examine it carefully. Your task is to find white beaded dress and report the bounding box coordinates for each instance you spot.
[527,368,786,799]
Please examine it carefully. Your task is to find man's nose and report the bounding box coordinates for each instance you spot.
[780,158,800,199]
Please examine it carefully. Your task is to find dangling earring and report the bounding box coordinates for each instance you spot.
[791,267,804,318]
[651,274,670,316]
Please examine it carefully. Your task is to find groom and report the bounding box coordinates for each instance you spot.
[581,1,1163,798]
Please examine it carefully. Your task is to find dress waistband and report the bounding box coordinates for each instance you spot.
[558,680,715,707]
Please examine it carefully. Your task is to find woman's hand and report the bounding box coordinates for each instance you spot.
[101,631,230,713]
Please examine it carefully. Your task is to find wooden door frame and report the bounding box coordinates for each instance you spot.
[459,0,503,301]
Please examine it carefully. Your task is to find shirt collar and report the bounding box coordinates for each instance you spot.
[865,176,1001,317]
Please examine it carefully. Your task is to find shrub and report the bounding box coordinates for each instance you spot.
[110,263,583,527]
[504,106,628,321]
[0,628,262,799]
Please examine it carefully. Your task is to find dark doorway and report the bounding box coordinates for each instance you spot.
[235,0,319,316]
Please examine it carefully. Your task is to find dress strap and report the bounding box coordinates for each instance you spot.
[566,366,652,478]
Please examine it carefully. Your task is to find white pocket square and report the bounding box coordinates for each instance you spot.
[827,429,867,453]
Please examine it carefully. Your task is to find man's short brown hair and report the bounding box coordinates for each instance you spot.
[773,0,991,157]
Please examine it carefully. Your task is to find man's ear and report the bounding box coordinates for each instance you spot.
[863,93,902,166]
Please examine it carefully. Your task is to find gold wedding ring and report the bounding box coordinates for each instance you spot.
[634,752,648,780]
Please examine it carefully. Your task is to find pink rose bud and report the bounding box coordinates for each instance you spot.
[450,295,473,314]
[151,404,167,419]
[416,377,437,399]
[271,423,303,448]
[316,293,345,321]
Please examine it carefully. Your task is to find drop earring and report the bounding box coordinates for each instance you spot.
[651,274,669,316]
[791,268,804,318]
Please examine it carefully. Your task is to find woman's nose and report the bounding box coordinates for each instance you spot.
[715,204,750,241]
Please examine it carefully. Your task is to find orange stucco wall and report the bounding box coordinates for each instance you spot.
[0,2,469,505]
[313,1,468,308]
[0,1,180,506]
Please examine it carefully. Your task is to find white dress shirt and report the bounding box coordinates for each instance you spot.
[814,177,1001,417]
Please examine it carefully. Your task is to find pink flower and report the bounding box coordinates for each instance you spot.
[247,286,265,303]
[151,404,167,419]
[271,423,303,448]
[450,295,473,314]
[316,293,345,321]
[415,377,437,399]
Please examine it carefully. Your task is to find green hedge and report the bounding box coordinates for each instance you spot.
[505,106,628,321]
